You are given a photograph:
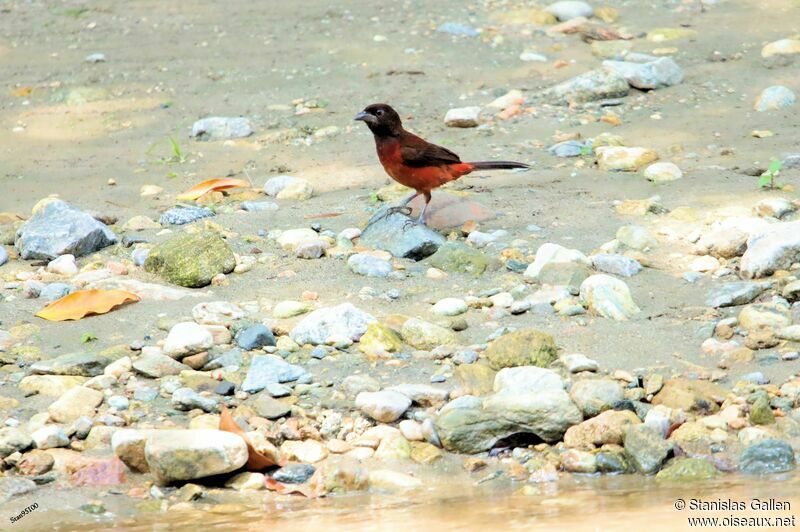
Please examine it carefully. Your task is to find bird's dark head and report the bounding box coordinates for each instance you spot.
[354,103,402,136]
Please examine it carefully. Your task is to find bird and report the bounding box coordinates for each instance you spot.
[354,103,530,226]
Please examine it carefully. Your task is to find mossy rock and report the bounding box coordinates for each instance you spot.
[656,458,720,481]
[144,231,235,288]
[428,242,496,276]
[485,329,558,370]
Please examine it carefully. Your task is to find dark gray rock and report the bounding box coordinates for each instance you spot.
[215,381,235,396]
[740,439,796,474]
[360,207,445,260]
[236,325,276,350]
[272,463,316,483]
[159,206,214,226]
[15,200,117,260]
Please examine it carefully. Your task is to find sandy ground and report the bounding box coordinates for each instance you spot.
[1,0,800,528]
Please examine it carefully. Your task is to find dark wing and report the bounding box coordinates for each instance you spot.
[399,131,461,168]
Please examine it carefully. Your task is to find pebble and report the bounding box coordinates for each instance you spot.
[596,147,659,172]
[40,283,74,301]
[444,107,482,128]
[545,1,593,21]
[436,22,479,37]
[240,354,308,393]
[191,116,253,141]
[290,303,375,345]
[348,253,393,277]
[31,426,70,449]
[0,247,8,267]
[240,201,279,212]
[591,254,642,277]
[761,38,800,58]
[263,175,314,200]
[159,206,214,226]
[561,353,599,373]
[643,162,683,182]
[236,324,276,350]
[580,274,640,320]
[171,388,219,413]
[355,390,412,422]
[272,463,316,484]
[754,86,796,112]
[85,52,106,63]
[46,254,78,276]
[432,298,468,316]
[163,322,214,359]
[602,58,684,90]
[549,140,586,157]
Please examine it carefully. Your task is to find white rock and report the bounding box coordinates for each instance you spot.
[596,146,659,172]
[163,322,214,359]
[432,298,468,316]
[368,470,422,490]
[277,228,321,251]
[273,300,313,319]
[444,107,482,128]
[31,425,70,449]
[280,439,328,463]
[493,367,565,393]
[643,162,682,182]
[616,225,657,250]
[695,217,772,258]
[560,354,599,373]
[545,1,594,21]
[524,243,589,279]
[398,420,425,441]
[741,221,800,278]
[690,255,721,272]
[290,303,375,345]
[144,429,248,485]
[754,198,796,219]
[580,274,640,320]
[761,38,800,58]
[46,255,78,276]
[355,390,411,422]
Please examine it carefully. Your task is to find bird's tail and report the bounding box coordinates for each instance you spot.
[468,160,530,171]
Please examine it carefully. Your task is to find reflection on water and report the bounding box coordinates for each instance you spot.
[42,473,800,531]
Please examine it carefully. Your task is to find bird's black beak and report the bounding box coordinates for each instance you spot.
[354,111,375,124]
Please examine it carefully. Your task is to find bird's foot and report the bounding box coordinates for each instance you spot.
[373,205,413,225]
[401,215,427,231]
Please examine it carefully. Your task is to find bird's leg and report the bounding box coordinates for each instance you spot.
[403,191,431,229]
[376,191,418,222]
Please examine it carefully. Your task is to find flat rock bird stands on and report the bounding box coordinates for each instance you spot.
[355,103,530,225]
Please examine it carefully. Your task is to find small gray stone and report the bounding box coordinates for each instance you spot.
[436,22,479,36]
[265,382,291,397]
[236,325,276,351]
[348,253,392,277]
[0,427,33,458]
[705,282,765,308]
[548,140,586,157]
[603,58,684,90]
[172,387,219,413]
[561,354,599,373]
[0,477,37,504]
[204,349,244,371]
[108,395,129,410]
[240,201,279,212]
[0,247,8,267]
[192,116,253,141]
[132,353,190,378]
[591,254,643,277]
[39,283,75,301]
[241,355,307,393]
[159,206,214,226]
[570,378,624,416]
[31,426,69,449]
[754,86,796,112]
[252,394,291,419]
[272,463,316,484]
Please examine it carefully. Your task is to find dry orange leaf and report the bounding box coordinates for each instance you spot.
[36,289,140,321]
[264,478,318,498]
[219,406,281,470]
[176,178,250,201]
[11,86,33,97]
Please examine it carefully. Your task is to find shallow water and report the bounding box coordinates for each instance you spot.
[30,473,799,531]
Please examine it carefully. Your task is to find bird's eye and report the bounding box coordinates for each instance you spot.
[375,109,384,116]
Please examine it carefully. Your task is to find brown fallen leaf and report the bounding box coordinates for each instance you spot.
[176,178,250,201]
[11,86,33,97]
[36,289,140,321]
[303,212,343,219]
[264,478,318,498]
[219,405,281,470]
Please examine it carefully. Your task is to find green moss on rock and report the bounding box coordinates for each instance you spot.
[144,231,235,288]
